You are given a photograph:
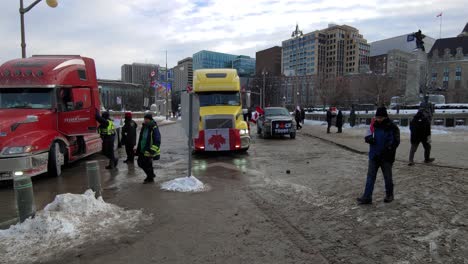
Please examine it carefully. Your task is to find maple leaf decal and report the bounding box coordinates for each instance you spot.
[208,134,226,150]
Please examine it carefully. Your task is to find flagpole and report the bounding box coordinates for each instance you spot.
[440,15,442,39]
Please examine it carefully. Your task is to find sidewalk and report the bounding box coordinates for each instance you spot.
[300,122,468,169]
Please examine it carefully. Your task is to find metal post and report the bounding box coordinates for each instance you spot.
[14,176,36,222]
[86,161,102,198]
[20,0,26,58]
[187,93,193,177]
[165,50,169,120]
[262,72,266,108]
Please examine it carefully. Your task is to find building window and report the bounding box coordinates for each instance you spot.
[455,66,462,81]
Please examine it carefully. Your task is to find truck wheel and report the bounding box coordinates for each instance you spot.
[290,132,296,139]
[48,142,64,177]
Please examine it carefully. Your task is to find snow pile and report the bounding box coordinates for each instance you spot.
[0,190,149,264]
[161,176,206,192]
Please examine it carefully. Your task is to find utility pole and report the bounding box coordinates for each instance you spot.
[165,50,169,120]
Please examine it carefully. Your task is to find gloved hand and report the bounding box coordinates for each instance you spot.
[365,135,375,145]
[427,136,432,144]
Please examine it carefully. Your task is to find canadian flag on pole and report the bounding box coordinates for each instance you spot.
[436,12,442,17]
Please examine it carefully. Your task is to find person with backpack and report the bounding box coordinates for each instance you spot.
[357,107,400,204]
[136,113,161,184]
[408,110,434,166]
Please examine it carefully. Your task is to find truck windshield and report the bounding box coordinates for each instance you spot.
[265,108,290,116]
[0,88,53,109]
[198,92,240,107]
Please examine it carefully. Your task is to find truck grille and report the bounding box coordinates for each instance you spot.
[204,116,234,129]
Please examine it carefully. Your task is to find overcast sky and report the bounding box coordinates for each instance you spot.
[0,0,466,79]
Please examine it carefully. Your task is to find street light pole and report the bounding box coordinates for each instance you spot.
[165,50,169,120]
[291,23,303,108]
[262,71,267,108]
[19,0,58,58]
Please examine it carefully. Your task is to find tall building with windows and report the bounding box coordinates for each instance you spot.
[173,57,193,92]
[120,63,159,86]
[256,46,282,76]
[192,50,255,77]
[282,24,370,78]
[428,23,468,103]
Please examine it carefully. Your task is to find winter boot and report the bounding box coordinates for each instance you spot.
[424,158,435,163]
[357,197,372,205]
[143,177,155,184]
[408,161,415,166]
[384,195,394,203]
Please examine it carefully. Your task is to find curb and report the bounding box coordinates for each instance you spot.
[0,217,18,230]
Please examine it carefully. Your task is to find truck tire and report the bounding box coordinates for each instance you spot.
[290,132,296,139]
[48,142,64,177]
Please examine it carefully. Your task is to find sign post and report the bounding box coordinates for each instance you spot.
[181,86,199,177]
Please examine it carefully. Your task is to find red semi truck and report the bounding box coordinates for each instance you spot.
[0,55,102,180]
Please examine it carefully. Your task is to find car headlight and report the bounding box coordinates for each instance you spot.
[3,146,34,155]
[240,129,249,135]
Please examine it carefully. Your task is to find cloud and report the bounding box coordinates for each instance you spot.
[0,0,466,79]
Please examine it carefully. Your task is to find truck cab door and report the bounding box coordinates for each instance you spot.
[57,87,98,136]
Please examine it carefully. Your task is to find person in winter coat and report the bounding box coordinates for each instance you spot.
[295,106,302,130]
[336,110,343,133]
[349,107,356,127]
[136,113,161,184]
[408,110,434,166]
[95,111,118,169]
[121,112,138,163]
[326,108,332,133]
[357,107,400,204]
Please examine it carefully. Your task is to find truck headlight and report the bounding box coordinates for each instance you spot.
[240,129,249,135]
[3,146,34,155]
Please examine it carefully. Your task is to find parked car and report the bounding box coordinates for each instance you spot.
[257,107,296,139]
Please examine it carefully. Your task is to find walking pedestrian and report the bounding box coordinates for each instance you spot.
[136,113,161,184]
[326,108,332,133]
[357,107,400,204]
[349,106,356,127]
[336,110,343,133]
[121,112,138,163]
[295,106,302,130]
[95,111,118,169]
[408,110,435,166]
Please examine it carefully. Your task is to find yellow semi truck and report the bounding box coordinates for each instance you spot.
[192,69,250,152]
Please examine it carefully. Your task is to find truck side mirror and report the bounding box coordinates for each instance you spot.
[75,101,84,109]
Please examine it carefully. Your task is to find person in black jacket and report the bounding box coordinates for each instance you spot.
[121,112,138,163]
[326,108,332,133]
[95,111,118,169]
[357,107,400,205]
[136,113,161,183]
[301,108,306,124]
[336,110,343,133]
[408,110,434,166]
[295,106,302,130]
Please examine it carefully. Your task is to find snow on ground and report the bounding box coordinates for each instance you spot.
[161,176,207,192]
[0,190,149,264]
[304,119,468,135]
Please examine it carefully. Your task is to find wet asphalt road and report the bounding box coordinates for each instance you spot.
[0,122,251,225]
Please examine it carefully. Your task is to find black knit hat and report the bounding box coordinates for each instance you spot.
[144,113,153,120]
[375,107,388,117]
[102,111,110,119]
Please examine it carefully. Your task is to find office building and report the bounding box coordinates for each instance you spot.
[120,62,159,86]
[173,57,193,92]
[429,23,468,102]
[192,50,255,77]
[256,46,282,76]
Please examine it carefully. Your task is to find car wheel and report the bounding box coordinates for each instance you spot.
[290,132,296,139]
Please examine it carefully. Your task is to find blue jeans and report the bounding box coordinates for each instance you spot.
[362,159,394,200]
